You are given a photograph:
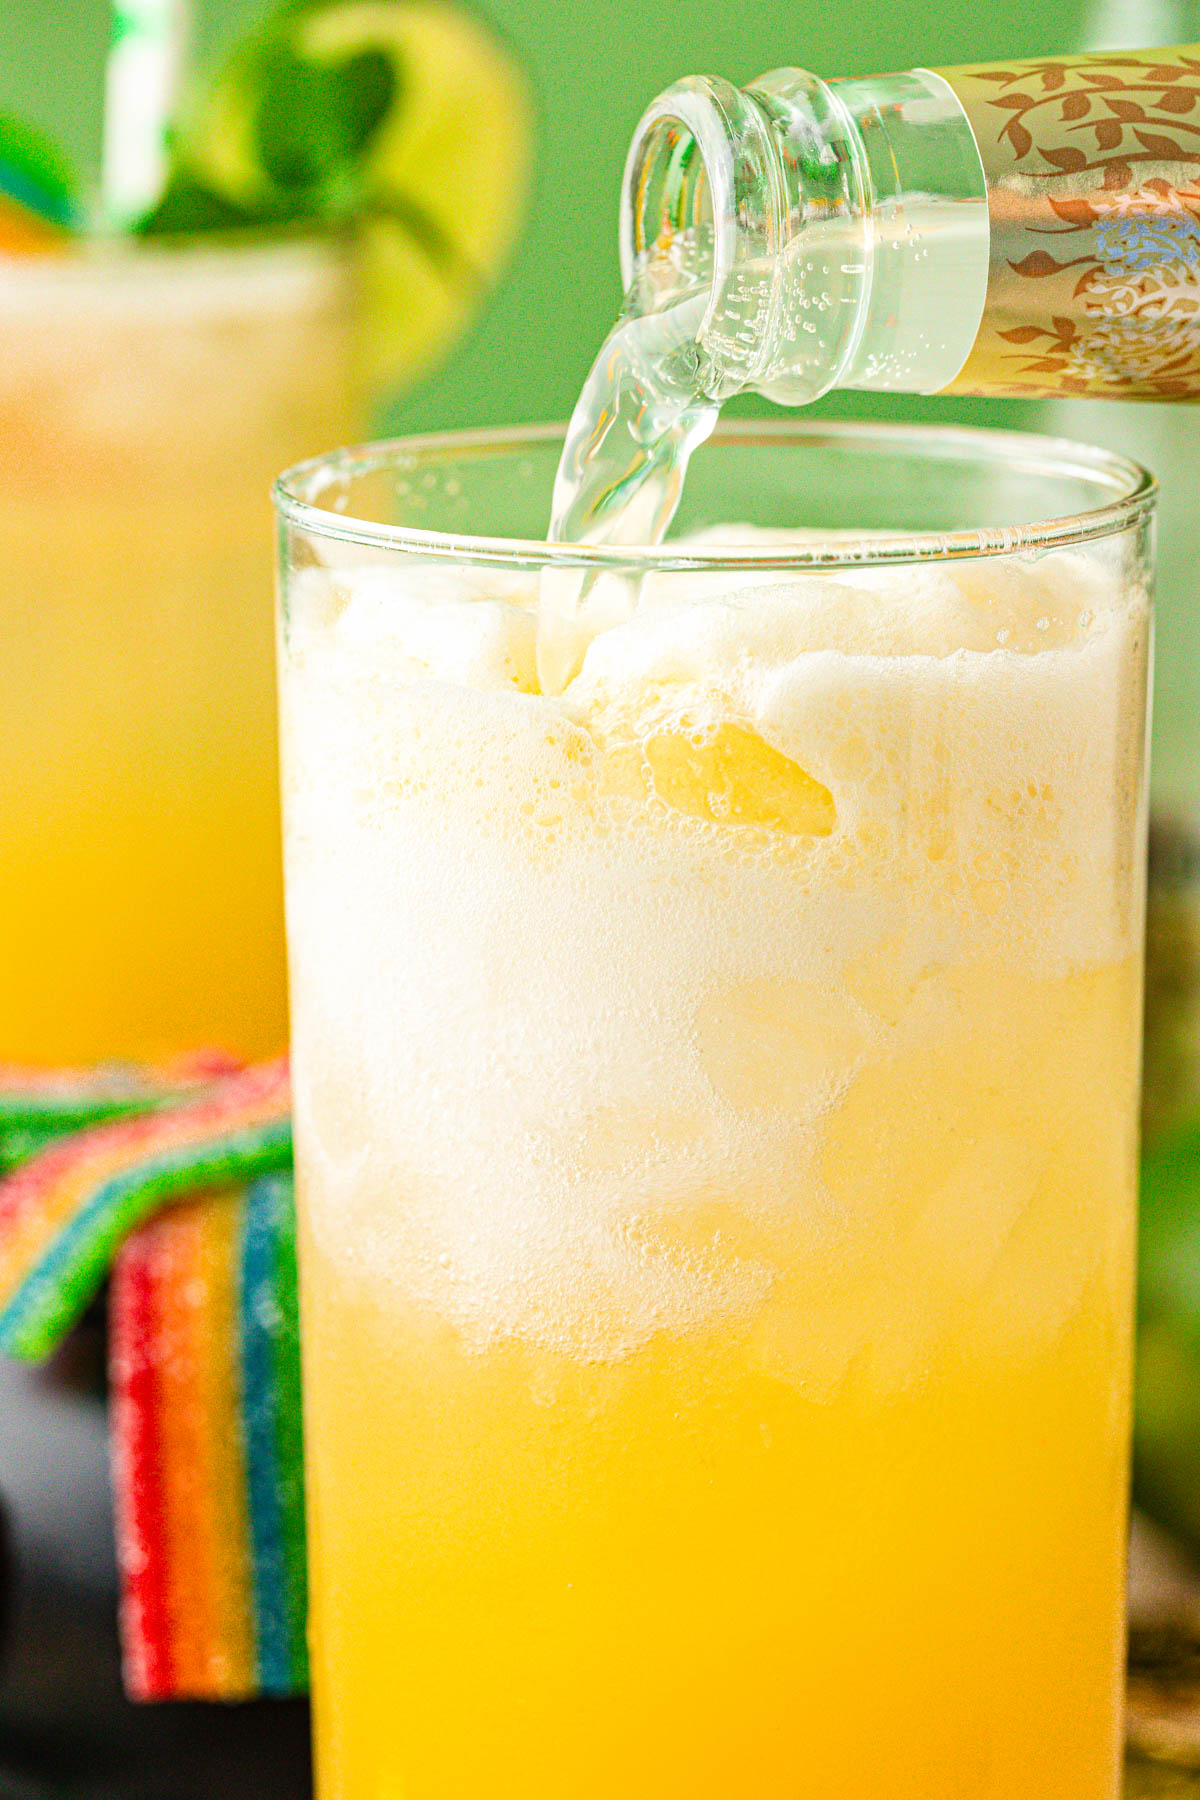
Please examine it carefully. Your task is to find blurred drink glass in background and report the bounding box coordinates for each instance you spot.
[0,235,358,1063]
[0,0,529,1065]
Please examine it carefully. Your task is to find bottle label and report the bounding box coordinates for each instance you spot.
[938,46,1200,399]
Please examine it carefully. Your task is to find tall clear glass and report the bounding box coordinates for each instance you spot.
[275,421,1153,1800]
[0,235,358,1064]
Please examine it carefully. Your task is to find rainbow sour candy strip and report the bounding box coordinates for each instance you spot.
[0,1058,291,1361]
[110,1174,306,1699]
[0,1057,306,1698]
[240,1172,308,1693]
[0,1054,239,1171]
[112,1191,254,1697]
[110,1209,176,1697]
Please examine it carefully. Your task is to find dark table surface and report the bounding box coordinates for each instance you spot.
[0,1338,311,1799]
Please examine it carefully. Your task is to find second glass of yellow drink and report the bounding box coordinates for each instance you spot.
[276,421,1152,1800]
[0,235,359,1064]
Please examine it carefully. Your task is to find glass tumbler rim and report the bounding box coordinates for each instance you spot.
[273,417,1156,573]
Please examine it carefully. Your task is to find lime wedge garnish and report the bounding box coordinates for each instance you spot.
[171,0,532,393]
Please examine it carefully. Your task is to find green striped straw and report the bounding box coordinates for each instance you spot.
[100,0,190,230]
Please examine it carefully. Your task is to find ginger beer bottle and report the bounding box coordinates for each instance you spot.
[621,44,1200,402]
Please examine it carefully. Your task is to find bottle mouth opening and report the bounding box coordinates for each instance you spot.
[619,77,748,353]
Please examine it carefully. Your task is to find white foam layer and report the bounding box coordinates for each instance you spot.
[282,542,1147,1361]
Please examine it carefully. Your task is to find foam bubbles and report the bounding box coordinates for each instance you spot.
[281,537,1147,1364]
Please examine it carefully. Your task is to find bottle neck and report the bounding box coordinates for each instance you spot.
[620,65,990,404]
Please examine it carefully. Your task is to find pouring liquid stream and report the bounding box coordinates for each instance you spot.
[539,271,721,697]
[539,42,1200,695]
[536,206,968,695]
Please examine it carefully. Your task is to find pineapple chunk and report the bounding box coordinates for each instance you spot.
[644,722,835,836]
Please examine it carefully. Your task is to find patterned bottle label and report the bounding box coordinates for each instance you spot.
[939,45,1200,398]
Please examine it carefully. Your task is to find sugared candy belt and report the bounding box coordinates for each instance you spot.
[0,1057,301,1705]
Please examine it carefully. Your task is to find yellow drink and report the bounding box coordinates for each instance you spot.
[0,239,356,1064]
[279,435,1149,1799]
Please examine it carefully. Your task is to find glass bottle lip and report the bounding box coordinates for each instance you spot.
[618,74,749,343]
[273,418,1156,570]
